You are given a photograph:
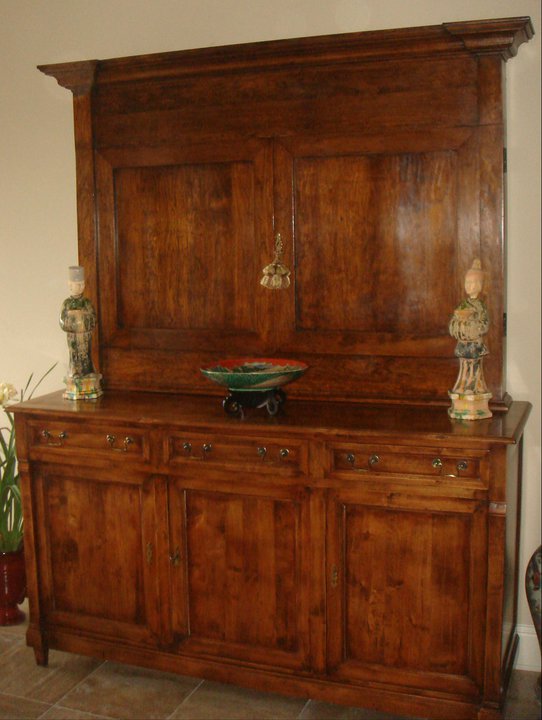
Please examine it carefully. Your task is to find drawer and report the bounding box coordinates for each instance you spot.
[166,432,308,475]
[330,443,481,479]
[28,420,150,460]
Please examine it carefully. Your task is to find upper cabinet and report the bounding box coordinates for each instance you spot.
[39,17,534,405]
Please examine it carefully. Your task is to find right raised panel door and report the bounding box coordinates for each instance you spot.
[272,127,504,404]
[326,484,487,698]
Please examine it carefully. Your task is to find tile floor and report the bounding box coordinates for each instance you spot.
[0,604,539,720]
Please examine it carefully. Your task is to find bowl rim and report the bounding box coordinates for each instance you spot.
[200,358,309,375]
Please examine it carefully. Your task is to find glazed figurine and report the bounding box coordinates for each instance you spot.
[448,259,492,420]
[59,265,103,400]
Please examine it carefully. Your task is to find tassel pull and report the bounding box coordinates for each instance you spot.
[261,233,291,290]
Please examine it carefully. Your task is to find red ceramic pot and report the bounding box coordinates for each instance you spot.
[0,549,26,625]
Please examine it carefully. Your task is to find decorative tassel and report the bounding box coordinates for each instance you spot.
[261,233,291,289]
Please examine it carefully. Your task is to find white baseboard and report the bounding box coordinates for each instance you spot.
[515,623,541,671]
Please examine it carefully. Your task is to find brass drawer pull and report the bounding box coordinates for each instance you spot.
[106,435,134,452]
[181,441,211,459]
[346,452,379,471]
[41,429,67,447]
[279,448,290,459]
[257,446,267,459]
[433,457,469,478]
[443,460,470,479]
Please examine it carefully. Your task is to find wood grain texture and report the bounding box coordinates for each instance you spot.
[328,495,485,687]
[29,18,534,719]
[37,19,533,404]
[11,390,531,719]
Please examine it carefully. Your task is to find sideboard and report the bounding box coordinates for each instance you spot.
[12,392,531,719]
[12,16,534,720]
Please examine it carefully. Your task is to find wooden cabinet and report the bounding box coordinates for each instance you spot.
[15,16,534,720]
[12,393,531,719]
[38,17,533,406]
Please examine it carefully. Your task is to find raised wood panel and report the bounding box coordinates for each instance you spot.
[96,140,275,354]
[34,464,160,642]
[116,163,255,331]
[277,129,479,346]
[327,489,486,695]
[166,481,311,669]
[293,150,457,334]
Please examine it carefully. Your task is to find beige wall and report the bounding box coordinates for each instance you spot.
[1,0,540,666]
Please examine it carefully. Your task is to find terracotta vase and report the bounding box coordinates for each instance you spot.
[0,548,26,625]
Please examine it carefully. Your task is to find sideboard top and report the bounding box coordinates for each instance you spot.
[38,16,533,94]
[10,391,531,448]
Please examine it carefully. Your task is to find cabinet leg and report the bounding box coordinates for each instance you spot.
[33,642,49,667]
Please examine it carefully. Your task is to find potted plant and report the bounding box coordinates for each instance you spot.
[0,365,56,624]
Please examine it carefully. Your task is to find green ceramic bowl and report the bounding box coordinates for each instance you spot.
[200,358,308,391]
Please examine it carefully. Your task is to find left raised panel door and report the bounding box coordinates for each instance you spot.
[95,139,275,392]
[34,463,161,646]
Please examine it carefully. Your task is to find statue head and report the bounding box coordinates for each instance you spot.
[464,259,484,299]
[68,265,85,297]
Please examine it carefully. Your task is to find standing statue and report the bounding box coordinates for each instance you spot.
[448,260,492,420]
[60,265,103,400]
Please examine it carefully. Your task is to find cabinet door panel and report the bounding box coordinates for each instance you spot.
[35,464,160,644]
[327,488,486,696]
[167,479,311,670]
[96,140,275,392]
[272,128,504,403]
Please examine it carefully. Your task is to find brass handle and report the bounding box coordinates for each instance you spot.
[257,446,267,459]
[107,435,134,452]
[443,460,469,479]
[331,565,339,589]
[432,458,443,469]
[182,441,192,454]
[279,448,290,459]
[146,542,153,564]
[41,429,67,447]
[202,443,213,455]
[345,452,379,472]
[169,547,181,567]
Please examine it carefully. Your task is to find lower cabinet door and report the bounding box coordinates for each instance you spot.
[34,463,161,645]
[166,476,312,671]
[326,486,487,698]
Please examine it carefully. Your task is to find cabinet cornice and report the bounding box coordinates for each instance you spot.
[37,17,533,93]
